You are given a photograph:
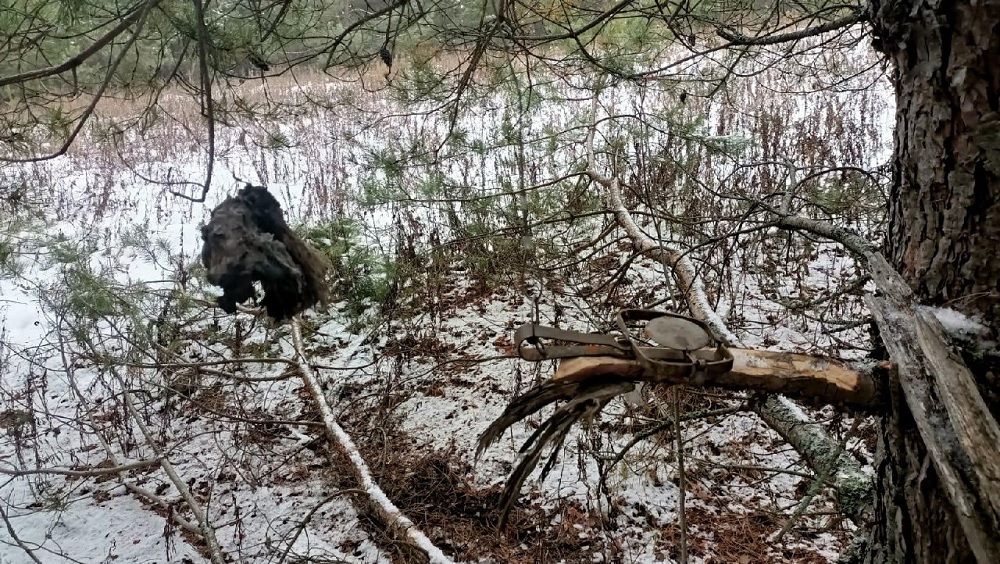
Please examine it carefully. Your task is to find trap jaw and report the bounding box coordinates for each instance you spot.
[616,309,733,384]
[513,309,734,384]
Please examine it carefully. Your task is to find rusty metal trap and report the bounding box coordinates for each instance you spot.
[478,310,735,526]
[513,309,734,383]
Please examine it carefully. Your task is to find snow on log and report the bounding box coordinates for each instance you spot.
[290,318,455,563]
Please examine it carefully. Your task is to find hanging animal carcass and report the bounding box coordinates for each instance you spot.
[200,184,331,320]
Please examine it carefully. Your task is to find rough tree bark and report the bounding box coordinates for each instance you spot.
[867,0,1000,561]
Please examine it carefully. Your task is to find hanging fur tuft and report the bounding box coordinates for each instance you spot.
[200,184,331,320]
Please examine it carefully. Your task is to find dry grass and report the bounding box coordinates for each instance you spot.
[359,443,602,563]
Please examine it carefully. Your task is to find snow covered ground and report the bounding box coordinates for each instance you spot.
[1,38,892,563]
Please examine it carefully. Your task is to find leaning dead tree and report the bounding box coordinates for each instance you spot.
[201,184,331,320]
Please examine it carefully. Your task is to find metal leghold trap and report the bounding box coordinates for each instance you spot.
[514,309,733,382]
[479,310,734,527]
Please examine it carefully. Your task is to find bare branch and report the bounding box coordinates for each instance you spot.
[289,317,455,563]
[119,389,228,564]
[0,458,162,478]
[0,497,43,564]
[717,7,867,47]
[581,90,877,511]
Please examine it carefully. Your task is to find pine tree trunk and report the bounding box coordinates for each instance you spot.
[866,0,1000,561]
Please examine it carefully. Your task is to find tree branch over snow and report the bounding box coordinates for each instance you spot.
[289,317,455,564]
[768,162,880,260]
[119,390,228,564]
[584,133,739,345]
[0,493,43,564]
[716,6,867,47]
[59,334,223,559]
[570,167,877,520]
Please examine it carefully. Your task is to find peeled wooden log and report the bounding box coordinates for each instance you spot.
[553,348,880,409]
[200,184,331,320]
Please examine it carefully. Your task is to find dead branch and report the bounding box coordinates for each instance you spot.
[482,95,878,529]
[0,496,43,564]
[477,376,636,527]
[58,331,218,555]
[603,405,749,472]
[476,97,877,532]
[289,317,455,564]
[119,389,227,564]
[553,348,879,408]
[276,488,367,564]
[72,319,226,561]
[0,458,162,478]
[125,483,202,534]
[483,350,875,524]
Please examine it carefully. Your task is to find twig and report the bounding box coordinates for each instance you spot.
[276,488,365,564]
[583,132,741,345]
[0,492,43,564]
[599,406,746,496]
[0,458,162,478]
[125,484,202,534]
[684,458,814,479]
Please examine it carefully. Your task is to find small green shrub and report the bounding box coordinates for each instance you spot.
[300,218,400,326]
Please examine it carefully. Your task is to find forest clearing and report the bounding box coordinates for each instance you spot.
[1,1,998,562]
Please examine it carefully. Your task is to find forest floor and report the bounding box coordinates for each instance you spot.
[0,39,890,563]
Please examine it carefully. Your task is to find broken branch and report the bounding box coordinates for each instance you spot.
[290,317,454,563]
